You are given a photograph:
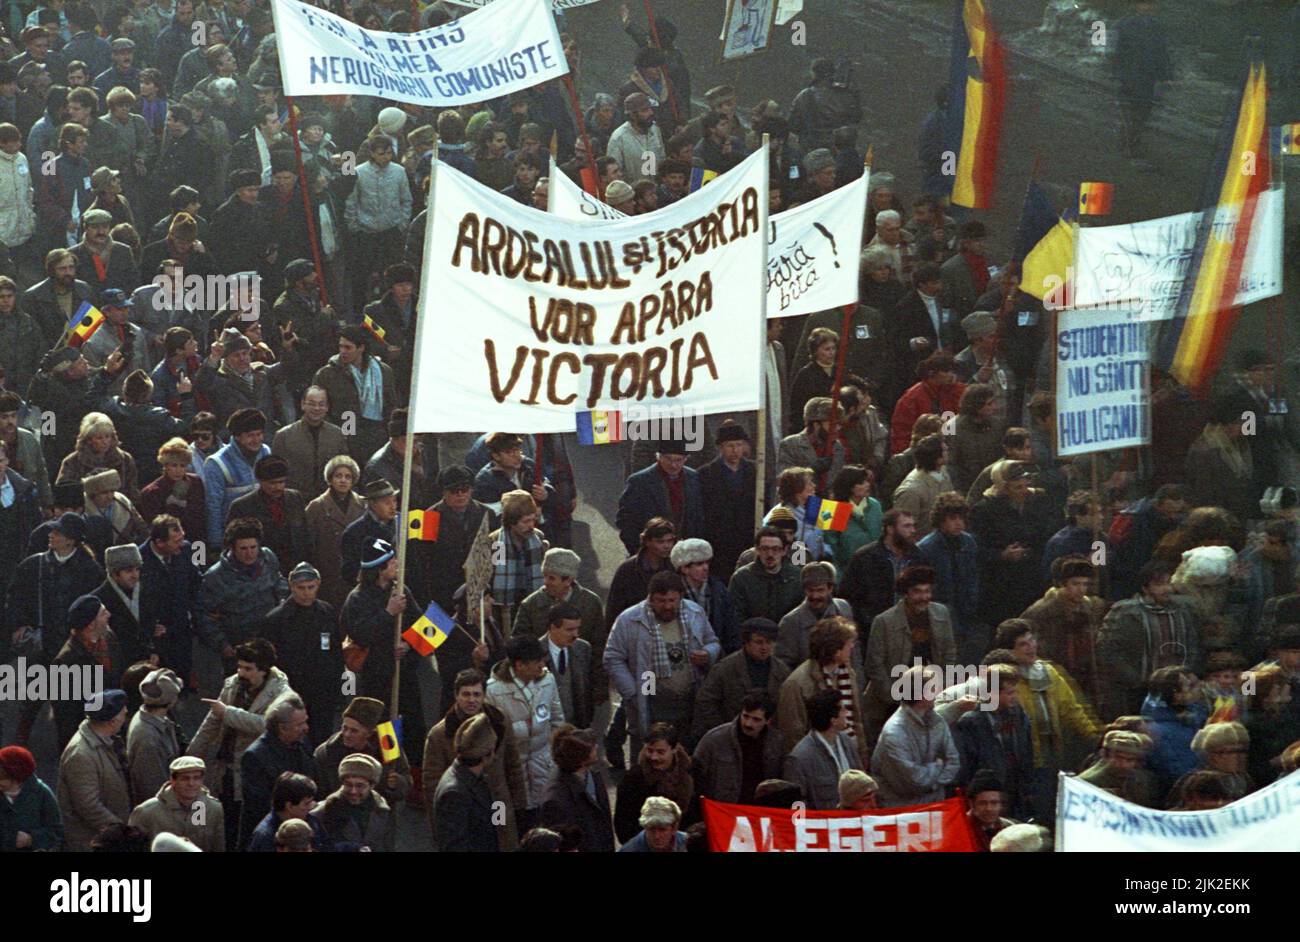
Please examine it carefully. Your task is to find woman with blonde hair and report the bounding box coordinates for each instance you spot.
[304,454,365,608]
[56,411,140,500]
[136,437,206,540]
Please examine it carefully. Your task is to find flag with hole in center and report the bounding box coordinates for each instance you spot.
[408,509,441,541]
[403,601,453,655]
[376,718,402,762]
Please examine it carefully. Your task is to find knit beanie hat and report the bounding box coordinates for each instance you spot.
[338,752,382,784]
[0,745,36,783]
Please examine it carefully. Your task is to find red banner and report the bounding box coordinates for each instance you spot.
[701,797,980,852]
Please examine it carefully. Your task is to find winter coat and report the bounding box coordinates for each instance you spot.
[691,719,786,807]
[865,601,958,709]
[0,775,63,851]
[789,82,863,151]
[0,311,44,401]
[135,473,206,545]
[890,379,966,455]
[6,547,105,660]
[193,358,285,436]
[338,510,395,587]
[239,730,319,845]
[777,599,859,675]
[5,430,51,511]
[313,788,396,852]
[686,576,741,655]
[916,530,981,639]
[692,649,791,739]
[0,149,36,249]
[431,760,497,853]
[605,551,673,631]
[824,499,883,576]
[511,581,607,704]
[615,463,704,554]
[208,193,275,276]
[970,491,1058,626]
[870,704,961,807]
[698,456,757,579]
[368,440,440,510]
[1021,588,1107,706]
[604,598,721,740]
[1096,594,1203,721]
[35,152,93,250]
[485,659,565,809]
[422,702,526,852]
[126,708,182,803]
[312,354,402,449]
[127,782,225,853]
[197,547,288,648]
[72,241,140,300]
[339,579,425,712]
[613,743,694,842]
[138,538,203,650]
[955,706,1036,819]
[840,539,921,629]
[784,730,866,810]
[1012,660,1101,771]
[947,415,1004,496]
[271,419,348,499]
[890,468,955,540]
[410,498,494,615]
[201,439,270,547]
[1140,695,1210,797]
[93,575,158,669]
[776,431,846,489]
[21,276,95,350]
[541,767,616,852]
[228,487,311,577]
[313,730,412,806]
[186,666,294,802]
[0,470,41,571]
[56,719,133,852]
[56,443,140,502]
[51,630,123,752]
[304,489,366,610]
[728,560,804,627]
[778,658,868,757]
[258,598,344,730]
[90,384,192,484]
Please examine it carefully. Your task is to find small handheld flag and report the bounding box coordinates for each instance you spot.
[403,601,453,656]
[1078,182,1114,216]
[67,302,105,347]
[805,495,851,532]
[1281,123,1300,156]
[576,410,623,445]
[688,167,718,192]
[376,717,403,763]
[362,315,386,344]
[408,508,441,542]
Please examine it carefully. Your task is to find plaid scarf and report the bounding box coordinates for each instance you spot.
[491,529,545,608]
[647,610,674,682]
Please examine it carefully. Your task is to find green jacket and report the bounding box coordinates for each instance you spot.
[727,560,804,625]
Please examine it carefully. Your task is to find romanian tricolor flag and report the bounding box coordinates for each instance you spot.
[576,410,623,445]
[403,601,453,656]
[1016,182,1077,304]
[362,315,386,344]
[1157,58,1271,396]
[376,718,402,763]
[1279,123,1300,155]
[805,495,851,532]
[945,0,1006,209]
[66,302,105,347]
[1077,181,1114,216]
[408,508,440,542]
[688,167,718,192]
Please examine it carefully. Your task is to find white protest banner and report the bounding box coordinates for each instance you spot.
[1058,770,1300,851]
[1055,308,1150,457]
[548,159,866,317]
[776,0,804,26]
[269,0,568,107]
[447,0,602,7]
[410,148,768,433]
[1071,187,1284,321]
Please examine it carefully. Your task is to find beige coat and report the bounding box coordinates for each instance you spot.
[57,719,134,852]
[126,707,182,804]
[186,667,294,802]
[864,601,958,708]
[777,659,868,763]
[889,467,955,538]
[304,489,365,609]
[271,418,348,499]
[128,782,226,853]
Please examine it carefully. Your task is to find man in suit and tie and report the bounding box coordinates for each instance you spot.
[541,602,595,732]
[890,262,958,405]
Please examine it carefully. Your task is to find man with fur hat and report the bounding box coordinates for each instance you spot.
[201,406,270,547]
[1021,555,1107,708]
[365,407,440,509]
[56,688,131,851]
[1078,729,1159,807]
[81,468,148,545]
[313,752,396,852]
[316,695,412,802]
[778,397,846,485]
[0,745,63,851]
[209,167,277,276]
[260,562,344,749]
[542,726,615,852]
[51,594,123,752]
[93,542,158,670]
[187,638,293,850]
[197,518,288,668]
[424,668,526,851]
[91,365,193,482]
[673,537,741,655]
[228,453,309,577]
[126,667,184,801]
[697,421,757,579]
[795,148,837,205]
[195,327,290,434]
[340,477,398,585]
[128,755,225,852]
[431,713,499,852]
[954,309,1015,423]
[1169,720,1251,805]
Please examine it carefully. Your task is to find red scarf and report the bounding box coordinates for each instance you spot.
[266,493,286,527]
[963,250,990,296]
[91,253,108,283]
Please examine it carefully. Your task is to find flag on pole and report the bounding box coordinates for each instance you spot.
[805,495,852,532]
[66,302,105,347]
[576,410,623,445]
[1157,57,1270,396]
[376,718,402,762]
[689,167,718,192]
[1015,180,1077,303]
[403,601,454,655]
[408,509,441,541]
[363,315,386,344]
[945,0,1007,209]
[1077,181,1114,216]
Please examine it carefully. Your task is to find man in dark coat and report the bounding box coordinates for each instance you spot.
[839,508,922,628]
[409,466,496,617]
[955,663,1036,820]
[432,712,500,852]
[137,516,202,682]
[228,454,310,578]
[970,461,1058,628]
[1108,483,1187,600]
[238,692,318,850]
[313,695,412,804]
[340,478,398,586]
[7,513,105,665]
[692,619,790,738]
[698,423,757,580]
[270,258,339,394]
[51,595,123,753]
[26,348,103,476]
[615,442,704,554]
[259,563,344,750]
[540,727,614,852]
[364,409,440,510]
[92,543,158,671]
[208,169,277,276]
[21,249,94,348]
[151,105,213,205]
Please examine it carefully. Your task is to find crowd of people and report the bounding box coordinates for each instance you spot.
[0,0,1297,855]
